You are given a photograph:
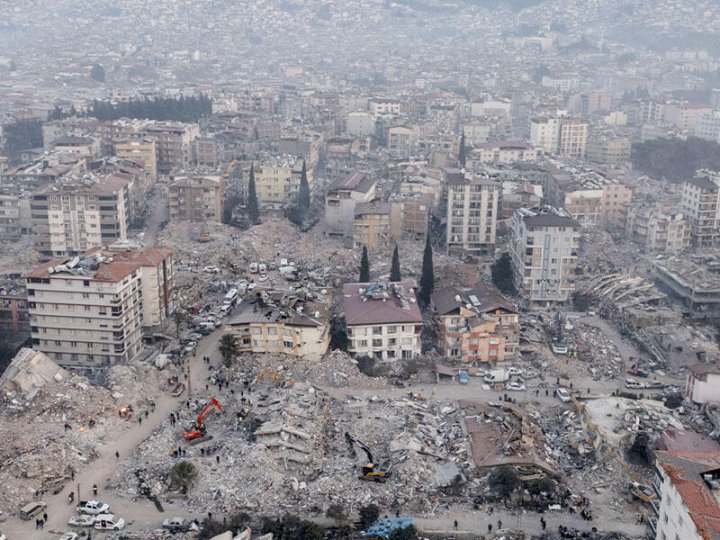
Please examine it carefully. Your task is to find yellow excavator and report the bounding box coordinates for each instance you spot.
[198,223,212,243]
[345,432,393,482]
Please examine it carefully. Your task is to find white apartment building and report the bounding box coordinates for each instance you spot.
[369,99,401,118]
[346,112,375,137]
[530,116,588,158]
[26,246,173,370]
[30,176,129,257]
[681,174,720,246]
[467,142,539,166]
[343,281,423,361]
[510,208,581,304]
[651,450,720,540]
[324,171,377,237]
[530,117,561,154]
[446,172,499,256]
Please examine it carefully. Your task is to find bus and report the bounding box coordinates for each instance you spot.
[224,288,239,306]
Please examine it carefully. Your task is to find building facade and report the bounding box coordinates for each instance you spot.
[114,138,158,181]
[324,171,377,237]
[168,175,224,223]
[510,208,581,304]
[25,246,173,370]
[446,173,499,256]
[681,175,720,246]
[353,202,401,251]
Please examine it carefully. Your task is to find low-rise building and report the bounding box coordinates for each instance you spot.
[168,174,224,223]
[324,171,377,237]
[431,283,520,363]
[25,246,173,370]
[467,142,540,166]
[653,259,720,313]
[226,289,331,360]
[625,203,689,253]
[51,136,101,159]
[686,362,720,404]
[343,281,422,361]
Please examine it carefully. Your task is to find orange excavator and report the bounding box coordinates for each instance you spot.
[182,397,223,441]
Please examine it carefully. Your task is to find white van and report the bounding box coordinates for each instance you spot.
[258,263,267,274]
[224,288,238,306]
[249,262,259,274]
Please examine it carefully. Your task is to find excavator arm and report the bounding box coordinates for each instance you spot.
[345,432,374,464]
[183,397,223,441]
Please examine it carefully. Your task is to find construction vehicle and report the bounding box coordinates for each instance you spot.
[628,481,657,503]
[345,432,393,482]
[197,223,212,243]
[182,397,223,441]
[254,371,280,385]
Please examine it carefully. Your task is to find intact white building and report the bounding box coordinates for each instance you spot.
[510,208,581,304]
[346,112,375,137]
[446,172,499,256]
[530,117,561,154]
[343,281,422,361]
[686,363,720,404]
[26,246,173,370]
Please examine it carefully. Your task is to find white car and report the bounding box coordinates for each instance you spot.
[505,381,526,392]
[68,515,96,527]
[94,514,125,531]
[507,367,523,376]
[625,378,644,389]
[60,534,79,540]
[555,388,572,403]
[202,265,220,274]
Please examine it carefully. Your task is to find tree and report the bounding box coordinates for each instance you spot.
[418,235,434,307]
[358,504,380,530]
[458,130,467,167]
[491,253,517,296]
[90,64,106,83]
[297,159,310,223]
[326,503,348,525]
[246,164,259,225]
[390,246,401,282]
[218,333,239,367]
[526,477,556,501]
[359,246,370,282]
[488,467,520,502]
[173,309,191,339]
[169,460,198,492]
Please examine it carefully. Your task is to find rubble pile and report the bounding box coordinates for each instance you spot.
[113,379,472,518]
[573,323,624,380]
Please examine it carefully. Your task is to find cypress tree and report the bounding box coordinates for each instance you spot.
[418,235,434,307]
[458,130,467,167]
[298,159,310,221]
[246,164,259,225]
[359,246,370,282]
[390,245,401,282]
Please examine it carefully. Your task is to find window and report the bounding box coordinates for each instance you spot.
[268,327,277,335]
[251,327,261,335]
[372,339,383,347]
[356,340,367,348]
[372,326,382,335]
[284,341,293,348]
[387,325,397,334]
[402,350,413,359]
[82,293,90,299]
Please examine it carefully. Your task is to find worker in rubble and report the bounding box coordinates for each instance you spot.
[92,484,98,496]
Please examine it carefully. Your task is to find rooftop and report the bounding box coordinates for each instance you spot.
[432,282,517,317]
[327,171,376,194]
[343,281,422,326]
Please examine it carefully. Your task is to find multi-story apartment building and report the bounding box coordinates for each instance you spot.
[510,207,581,304]
[51,136,101,159]
[681,174,720,246]
[530,116,588,158]
[695,111,720,143]
[114,138,157,181]
[0,194,22,240]
[30,176,129,257]
[343,281,423,361]
[0,155,86,192]
[226,289,331,360]
[0,281,30,335]
[431,283,520,363]
[193,137,225,168]
[625,203,689,253]
[388,193,431,242]
[25,246,173,370]
[325,171,377,237]
[246,157,312,204]
[353,202,401,251]
[586,134,632,166]
[446,173,499,256]
[651,450,720,540]
[369,99,401,118]
[141,122,199,174]
[168,175,224,223]
[387,126,417,158]
[346,112,375,136]
[467,142,539,166]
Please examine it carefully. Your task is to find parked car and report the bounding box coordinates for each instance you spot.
[507,367,523,376]
[176,264,192,271]
[183,341,197,354]
[625,378,644,389]
[68,515,96,527]
[505,381,526,391]
[94,514,125,531]
[202,265,220,274]
[162,516,190,533]
[555,388,572,403]
[645,380,665,390]
[627,367,650,378]
[186,332,203,341]
[458,371,469,384]
[59,533,79,540]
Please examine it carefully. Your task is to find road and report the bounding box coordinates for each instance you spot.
[2,328,223,538]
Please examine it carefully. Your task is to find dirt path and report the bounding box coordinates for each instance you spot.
[3,329,222,538]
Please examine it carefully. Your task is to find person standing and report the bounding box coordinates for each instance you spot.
[453,520,458,531]
[92,483,98,496]
[498,519,502,529]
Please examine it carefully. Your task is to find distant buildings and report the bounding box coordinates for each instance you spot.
[530,116,588,158]
[431,283,520,363]
[25,246,173,370]
[625,203,689,253]
[467,142,540,166]
[168,174,224,223]
[446,172,499,256]
[226,289,331,360]
[510,207,581,304]
[343,281,423,361]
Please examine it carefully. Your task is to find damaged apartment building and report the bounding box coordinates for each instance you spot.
[25,244,173,370]
[225,288,331,360]
[431,282,520,363]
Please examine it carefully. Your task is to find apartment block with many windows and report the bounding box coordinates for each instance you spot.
[446,172,499,256]
[25,246,173,370]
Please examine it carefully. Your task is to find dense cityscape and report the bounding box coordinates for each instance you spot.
[1,1,720,539]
